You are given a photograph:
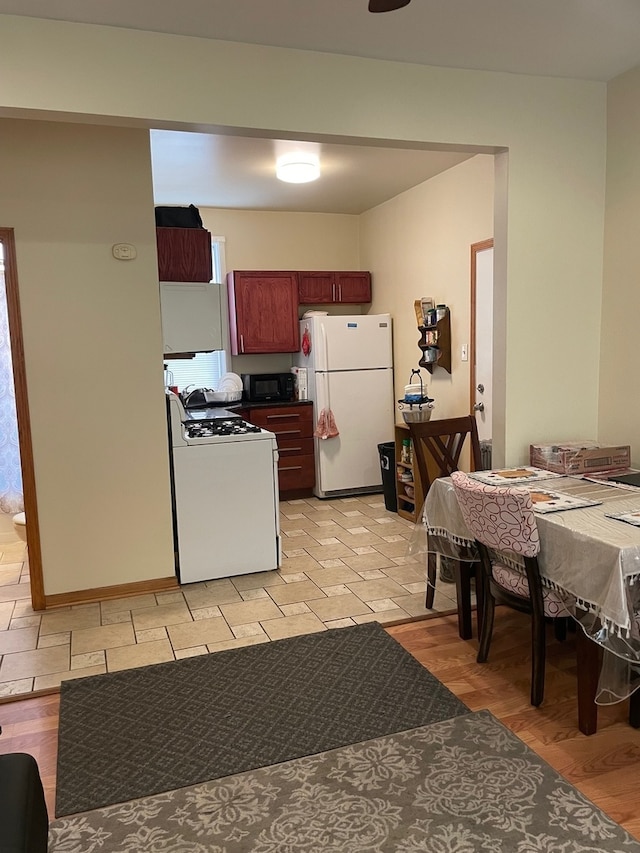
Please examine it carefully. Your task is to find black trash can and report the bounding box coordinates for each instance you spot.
[378,442,397,512]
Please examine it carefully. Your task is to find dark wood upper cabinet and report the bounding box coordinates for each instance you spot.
[227,271,300,354]
[298,271,371,304]
[156,227,212,282]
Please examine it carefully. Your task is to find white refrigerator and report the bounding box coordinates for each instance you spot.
[294,314,394,498]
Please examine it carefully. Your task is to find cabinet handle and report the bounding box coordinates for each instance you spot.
[279,465,303,471]
[240,334,245,353]
[275,429,303,436]
[332,282,336,301]
[338,283,342,301]
[266,413,300,420]
[279,446,302,453]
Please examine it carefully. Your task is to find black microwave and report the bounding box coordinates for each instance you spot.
[242,372,295,403]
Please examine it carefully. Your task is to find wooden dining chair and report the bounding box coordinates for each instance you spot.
[408,415,483,634]
[450,470,575,707]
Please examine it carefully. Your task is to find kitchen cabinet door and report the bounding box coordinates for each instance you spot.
[227,271,300,354]
[160,282,223,355]
[298,271,371,304]
[156,227,212,282]
[335,272,371,303]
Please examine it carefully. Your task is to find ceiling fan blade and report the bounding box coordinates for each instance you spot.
[368,0,411,11]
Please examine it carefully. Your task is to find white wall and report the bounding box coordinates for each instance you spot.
[0,15,611,595]
[599,65,640,464]
[361,155,494,424]
[0,119,175,595]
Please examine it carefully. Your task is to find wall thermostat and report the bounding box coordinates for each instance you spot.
[112,243,137,260]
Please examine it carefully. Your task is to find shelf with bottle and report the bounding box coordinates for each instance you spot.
[394,424,424,523]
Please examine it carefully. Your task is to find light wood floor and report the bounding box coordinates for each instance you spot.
[2,607,640,839]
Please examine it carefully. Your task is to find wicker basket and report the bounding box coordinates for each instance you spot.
[401,406,433,424]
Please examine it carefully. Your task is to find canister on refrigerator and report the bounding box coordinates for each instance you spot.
[290,366,308,400]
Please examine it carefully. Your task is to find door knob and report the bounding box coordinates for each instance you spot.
[474,402,485,412]
[477,383,485,393]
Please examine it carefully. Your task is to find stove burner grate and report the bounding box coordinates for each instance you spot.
[185,419,262,439]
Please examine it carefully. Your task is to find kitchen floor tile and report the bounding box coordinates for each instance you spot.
[307,592,372,622]
[345,577,409,601]
[220,598,283,627]
[39,604,101,636]
[267,579,326,606]
[0,497,468,698]
[0,644,70,681]
[261,612,326,641]
[131,601,193,631]
[182,584,242,609]
[106,639,174,672]
[167,616,234,650]
[71,622,136,656]
[0,626,38,654]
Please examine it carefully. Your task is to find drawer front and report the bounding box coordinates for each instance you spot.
[247,406,313,436]
[277,437,314,457]
[277,454,315,491]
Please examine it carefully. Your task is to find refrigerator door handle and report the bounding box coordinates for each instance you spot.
[319,320,330,377]
[317,370,330,415]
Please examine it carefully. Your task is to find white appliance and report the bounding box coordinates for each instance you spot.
[294,314,394,498]
[167,392,280,583]
[160,282,223,355]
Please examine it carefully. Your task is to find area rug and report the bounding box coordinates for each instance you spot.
[56,622,468,817]
[49,709,640,852]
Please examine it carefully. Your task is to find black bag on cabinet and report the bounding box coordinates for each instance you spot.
[155,204,203,228]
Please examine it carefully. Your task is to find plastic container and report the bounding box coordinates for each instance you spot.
[377,442,397,512]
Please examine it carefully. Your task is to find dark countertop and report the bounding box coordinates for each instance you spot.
[231,399,313,411]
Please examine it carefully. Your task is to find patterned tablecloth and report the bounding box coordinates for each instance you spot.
[411,474,640,703]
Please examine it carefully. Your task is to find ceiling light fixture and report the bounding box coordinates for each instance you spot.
[276,152,321,184]
[368,0,411,11]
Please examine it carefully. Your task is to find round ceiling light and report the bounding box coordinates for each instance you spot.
[276,152,320,184]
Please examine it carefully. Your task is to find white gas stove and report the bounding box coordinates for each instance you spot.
[166,392,280,583]
[171,401,274,446]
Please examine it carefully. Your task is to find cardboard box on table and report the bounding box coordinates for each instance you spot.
[530,442,631,475]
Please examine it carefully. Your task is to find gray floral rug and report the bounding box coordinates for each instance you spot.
[49,710,640,852]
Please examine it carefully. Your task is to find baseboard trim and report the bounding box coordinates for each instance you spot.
[43,576,180,610]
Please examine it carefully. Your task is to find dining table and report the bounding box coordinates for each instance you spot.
[409,469,640,735]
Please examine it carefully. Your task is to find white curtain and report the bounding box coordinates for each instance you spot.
[0,249,23,514]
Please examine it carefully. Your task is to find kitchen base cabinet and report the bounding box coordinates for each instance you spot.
[240,403,315,499]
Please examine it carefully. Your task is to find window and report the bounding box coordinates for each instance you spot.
[164,237,228,393]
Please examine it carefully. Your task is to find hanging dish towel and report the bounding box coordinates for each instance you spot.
[314,408,340,440]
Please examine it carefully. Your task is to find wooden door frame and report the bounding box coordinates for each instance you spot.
[1,228,45,609]
[470,238,494,417]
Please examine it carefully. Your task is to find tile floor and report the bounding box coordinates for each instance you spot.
[0,495,460,699]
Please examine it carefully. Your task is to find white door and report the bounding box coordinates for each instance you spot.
[314,368,394,496]
[471,240,493,444]
[311,314,393,371]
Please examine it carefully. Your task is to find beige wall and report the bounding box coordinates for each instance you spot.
[200,208,361,374]
[0,14,607,463]
[599,65,640,465]
[361,155,494,425]
[0,119,174,595]
[0,15,613,596]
